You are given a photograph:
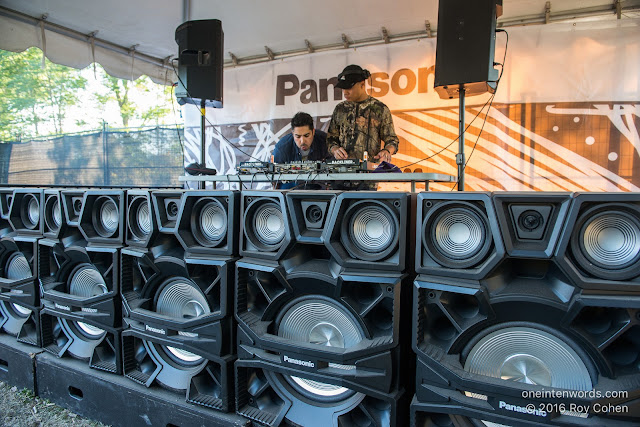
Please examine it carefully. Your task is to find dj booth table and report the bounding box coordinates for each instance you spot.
[179,172,455,191]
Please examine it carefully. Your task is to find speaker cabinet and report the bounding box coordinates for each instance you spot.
[236,190,412,426]
[0,190,42,346]
[121,189,237,412]
[38,188,123,373]
[412,192,640,425]
[175,19,224,106]
[434,0,500,98]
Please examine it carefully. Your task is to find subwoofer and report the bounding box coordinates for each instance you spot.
[0,189,43,346]
[121,189,236,412]
[39,189,123,373]
[412,191,640,425]
[236,190,412,426]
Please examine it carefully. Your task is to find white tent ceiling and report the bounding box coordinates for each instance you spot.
[1,0,639,84]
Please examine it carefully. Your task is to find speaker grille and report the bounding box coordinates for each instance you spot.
[341,201,399,261]
[424,202,492,268]
[192,198,227,247]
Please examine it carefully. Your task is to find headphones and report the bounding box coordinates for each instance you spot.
[337,67,371,81]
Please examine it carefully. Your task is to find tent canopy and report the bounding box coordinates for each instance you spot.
[0,0,638,84]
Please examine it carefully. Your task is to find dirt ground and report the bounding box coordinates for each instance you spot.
[0,381,106,427]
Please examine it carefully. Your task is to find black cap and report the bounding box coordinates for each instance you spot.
[336,64,369,89]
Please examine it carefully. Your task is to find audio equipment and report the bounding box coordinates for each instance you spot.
[412,191,640,425]
[236,190,412,426]
[175,19,224,106]
[38,189,124,374]
[434,0,501,98]
[121,189,238,412]
[0,188,43,346]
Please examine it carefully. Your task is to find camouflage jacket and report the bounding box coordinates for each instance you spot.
[326,96,399,160]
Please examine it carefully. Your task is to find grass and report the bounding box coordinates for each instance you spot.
[0,381,107,427]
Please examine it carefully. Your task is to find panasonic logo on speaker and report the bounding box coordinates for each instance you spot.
[54,303,71,311]
[283,355,315,368]
[499,401,547,417]
[145,324,166,335]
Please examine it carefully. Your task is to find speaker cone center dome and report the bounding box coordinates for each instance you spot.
[499,354,552,386]
[596,227,625,252]
[449,222,472,244]
[309,322,345,348]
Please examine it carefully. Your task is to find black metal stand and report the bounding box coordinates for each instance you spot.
[456,87,466,191]
[199,100,206,190]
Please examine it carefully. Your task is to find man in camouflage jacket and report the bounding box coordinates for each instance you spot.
[327,64,399,164]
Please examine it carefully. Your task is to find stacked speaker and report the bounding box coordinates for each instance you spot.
[38,189,123,373]
[235,190,413,426]
[411,192,640,426]
[0,188,43,346]
[120,189,237,412]
[1,186,640,426]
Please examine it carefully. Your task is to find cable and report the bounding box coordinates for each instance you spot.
[170,84,186,168]
[170,61,264,162]
[402,94,495,169]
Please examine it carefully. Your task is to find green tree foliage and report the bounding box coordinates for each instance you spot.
[0,48,178,141]
[0,48,86,140]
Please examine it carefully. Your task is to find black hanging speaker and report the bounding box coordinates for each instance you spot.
[175,19,224,107]
[434,0,502,98]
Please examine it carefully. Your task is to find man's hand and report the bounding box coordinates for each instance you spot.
[374,148,392,163]
[332,146,349,159]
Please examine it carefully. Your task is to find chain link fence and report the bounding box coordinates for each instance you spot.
[0,125,184,188]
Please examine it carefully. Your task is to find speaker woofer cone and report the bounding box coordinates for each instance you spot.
[245,199,286,250]
[277,297,364,401]
[69,264,109,297]
[192,198,227,247]
[93,196,119,238]
[45,196,62,233]
[340,200,399,261]
[20,194,40,229]
[128,196,151,241]
[464,326,592,391]
[424,202,492,268]
[154,278,211,364]
[6,252,32,281]
[571,206,640,280]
